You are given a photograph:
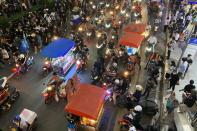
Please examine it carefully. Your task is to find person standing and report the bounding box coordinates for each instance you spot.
[169,71,179,91]
[184,54,193,77]
[178,58,188,78]
[166,92,178,114]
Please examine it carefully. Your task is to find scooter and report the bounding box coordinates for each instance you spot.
[13,56,35,75]
[42,84,56,104]
[42,60,53,76]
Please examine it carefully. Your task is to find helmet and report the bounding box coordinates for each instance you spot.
[113,62,117,67]
[136,85,143,91]
[14,115,21,121]
[134,105,142,112]
[114,79,120,85]
[19,54,25,59]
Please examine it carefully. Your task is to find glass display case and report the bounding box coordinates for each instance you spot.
[52,48,75,76]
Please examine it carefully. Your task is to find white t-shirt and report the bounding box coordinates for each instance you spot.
[187,15,192,21]
[148,36,157,44]
[175,33,180,41]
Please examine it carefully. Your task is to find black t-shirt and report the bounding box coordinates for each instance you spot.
[184,84,196,93]
[170,73,179,84]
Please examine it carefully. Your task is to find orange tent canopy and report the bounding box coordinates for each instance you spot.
[124,23,146,34]
[119,32,144,48]
[65,83,106,120]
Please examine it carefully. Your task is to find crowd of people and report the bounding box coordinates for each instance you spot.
[0,0,39,17]
[164,0,196,123]
[0,0,75,67]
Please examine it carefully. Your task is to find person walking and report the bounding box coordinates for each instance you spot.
[169,71,179,91]
[142,77,156,98]
[184,54,193,77]
[178,58,188,78]
[179,80,196,93]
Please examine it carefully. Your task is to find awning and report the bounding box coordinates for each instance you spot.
[41,38,75,58]
[124,23,146,34]
[119,32,144,48]
[65,83,106,120]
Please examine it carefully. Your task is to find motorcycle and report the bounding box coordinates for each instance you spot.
[42,60,52,76]
[13,56,34,75]
[42,84,56,104]
[0,77,20,112]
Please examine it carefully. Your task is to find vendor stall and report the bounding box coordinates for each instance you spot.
[124,23,148,37]
[41,38,75,76]
[119,32,144,55]
[41,38,78,101]
[65,83,106,129]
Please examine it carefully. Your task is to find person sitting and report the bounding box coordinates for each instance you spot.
[17,54,28,71]
[48,72,63,88]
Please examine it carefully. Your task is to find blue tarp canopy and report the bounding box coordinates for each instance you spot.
[188,38,197,46]
[41,38,75,58]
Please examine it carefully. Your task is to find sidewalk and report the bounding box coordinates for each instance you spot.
[161,13,197,131]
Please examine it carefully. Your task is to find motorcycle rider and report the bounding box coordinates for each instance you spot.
[17,54,28,71]
[132,105,143,131]
[48,72,63,88]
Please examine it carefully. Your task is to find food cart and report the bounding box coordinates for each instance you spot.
[65,83,106,130]
[124,23,149,37]
[41,38,76,76]
[119,32,145,55]
[11,108,37,131]
[41,38,79,101]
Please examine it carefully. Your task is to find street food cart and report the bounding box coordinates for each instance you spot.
[65,83,106,130]
[12,108,37,131]
[119,32,144,55]
[124,23,149,37]
[41,38,79,101]
[41,38,76,76]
